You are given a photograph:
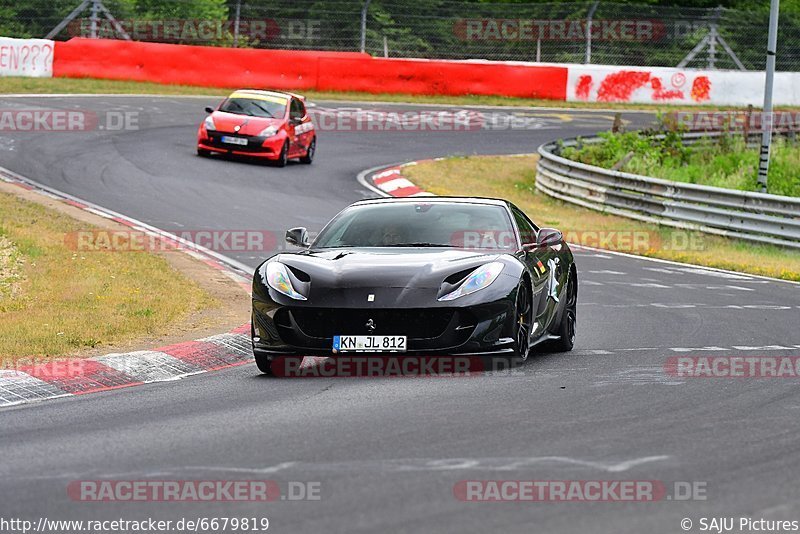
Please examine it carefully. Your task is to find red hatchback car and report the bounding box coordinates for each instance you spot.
[197,89,316,167]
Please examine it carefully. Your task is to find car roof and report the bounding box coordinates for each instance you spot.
[230,89,302,101]
[352,196,510,208]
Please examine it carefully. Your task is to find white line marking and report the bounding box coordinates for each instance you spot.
[674,267,753,280]
[187,462,298,475]
[176,456,670,475]
[572,244,800,286]
[669,346,728,352]
[731,345,796,351]
[644,267,677,274]
[710,285,755,292]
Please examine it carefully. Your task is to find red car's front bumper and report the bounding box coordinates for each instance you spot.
[197,126,286,160]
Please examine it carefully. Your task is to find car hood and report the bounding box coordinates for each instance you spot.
[277,248,503,289]
[210,111,282,136]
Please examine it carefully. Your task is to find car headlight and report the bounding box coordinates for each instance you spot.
[262,262,307,301]
[259,125,279,137]
[438,262,504,301]
[203,115,216,131]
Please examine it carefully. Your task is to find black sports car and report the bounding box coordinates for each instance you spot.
[251,197,577,374]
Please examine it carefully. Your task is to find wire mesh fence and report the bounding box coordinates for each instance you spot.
[4,0,800,71]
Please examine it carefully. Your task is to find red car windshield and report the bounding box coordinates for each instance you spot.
[218,97,286,119]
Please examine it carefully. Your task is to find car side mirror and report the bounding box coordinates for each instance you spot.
[535,228,563,248]
[204,106,214,114]
[286,227,309,247]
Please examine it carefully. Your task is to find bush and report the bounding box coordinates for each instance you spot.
[561,128,800,197]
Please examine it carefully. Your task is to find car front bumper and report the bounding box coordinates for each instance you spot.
[198,131,285,160]
[251,298,517,360]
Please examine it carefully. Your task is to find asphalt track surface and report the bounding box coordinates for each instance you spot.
[1,96,800,534]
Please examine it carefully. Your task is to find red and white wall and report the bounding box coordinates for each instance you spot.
[566,64,800,107]
[0,37,54,77]
[2,36,798,107]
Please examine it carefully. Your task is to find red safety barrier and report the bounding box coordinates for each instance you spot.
[316,56,566,100]
[53,38,367,91]
[53,38,568,100]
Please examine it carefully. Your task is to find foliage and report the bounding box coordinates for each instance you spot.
[561,128,800,197]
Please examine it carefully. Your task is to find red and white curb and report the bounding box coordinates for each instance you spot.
[0,165,258,408]
[358,160,438,198]
[0,325,252,407]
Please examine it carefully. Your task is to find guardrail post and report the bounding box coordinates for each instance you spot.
[758,0,781,193]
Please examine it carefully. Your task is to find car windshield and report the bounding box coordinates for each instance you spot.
[313,202,517,250]
[218,97,286,119]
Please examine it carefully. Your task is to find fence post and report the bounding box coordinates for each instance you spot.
[360,0,372,53]
[585,0,600,64]
[89,0,99,38]
[233,0,241,48]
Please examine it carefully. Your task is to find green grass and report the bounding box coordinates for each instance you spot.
[403,154,800,281]
[0,191,215,358]
[3,76,796,111]
[562,131,800,197]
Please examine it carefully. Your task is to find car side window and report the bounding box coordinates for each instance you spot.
[511,207,537,245]
[290,99,304,120]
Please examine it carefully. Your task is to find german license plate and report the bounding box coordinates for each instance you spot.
[221,136,248,146]
[333,335,407,352]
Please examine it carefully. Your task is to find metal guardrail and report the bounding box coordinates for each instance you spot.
[536,134,800,249]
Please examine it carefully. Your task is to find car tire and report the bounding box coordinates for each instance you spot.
[511,280,534,363]
[299,137,316,164]
[197,148,210,157]
[486,281,533,372]
[545,270,577,353]
[274,142,289,168]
